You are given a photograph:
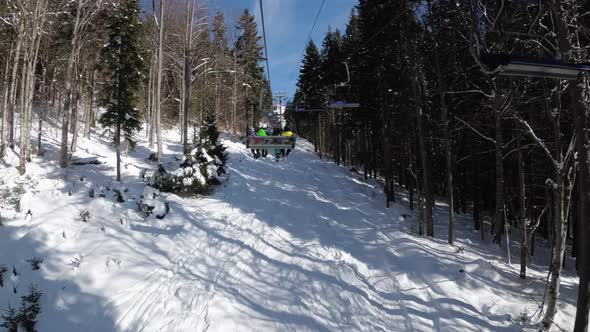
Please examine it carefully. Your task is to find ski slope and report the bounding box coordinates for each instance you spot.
[0,130,578,331]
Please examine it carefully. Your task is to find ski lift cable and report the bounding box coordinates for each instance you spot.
[259,0,272,89]
[293,0,326,82]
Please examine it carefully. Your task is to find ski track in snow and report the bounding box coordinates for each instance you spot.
[0,129,579,332]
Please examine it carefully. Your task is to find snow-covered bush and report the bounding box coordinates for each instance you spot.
[26,257,43,271]
[77,209,91,223]
[147,165,177,193]
[113,187,126,203]
[138,186,169,219]
[145,150,220,195]
[143,115,226,195]
[0,184,25,211]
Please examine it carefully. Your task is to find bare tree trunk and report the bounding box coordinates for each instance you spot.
[493,109,505,245]
[148,55,155,147]
[232,51,237,134]
[573,77,590,332]
[38,64,48,157]
[0,45,12,157]
[182,0,194,154]
[428,0,454,244]
[83,69,95,139]
[18,42,31,174]
[8,18,25,150]
[517,136,527,279]
[59,0,83,168]
[549,1,590,327]
[70,65,82,152]
[544,173,567,329]
[155,0,164,161]
[413,74,433,237]
[116,120,121,182]
[19,0,47,175]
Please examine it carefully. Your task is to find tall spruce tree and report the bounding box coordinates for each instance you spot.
[235,9,264,130]
[99,0,145,182]
[319,29,345,100]
[296,40,322,109]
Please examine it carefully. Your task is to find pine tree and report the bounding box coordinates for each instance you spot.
[200,113,227,177]
[98,0,145,182]
[235,9,264,129]
[212,11,229,52]
[296,40,322,109]
[16,284,42,332]
[319,28,345,102]
[0,305,18,332]
[342,8,361,105]
[212,11,232,129]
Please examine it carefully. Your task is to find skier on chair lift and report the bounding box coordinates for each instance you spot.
[281,126,294,158]
[254,127,268,158]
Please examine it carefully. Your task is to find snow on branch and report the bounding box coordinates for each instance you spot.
[454,116,496,145]
[514,116,558,170]
[445,89,495,99]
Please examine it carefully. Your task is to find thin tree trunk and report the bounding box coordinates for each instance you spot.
[428,1,454,243]
[0,45,12,157]
[59,0,83,168]
[413,74,433,237]
[116,120,121,182]
[517,136,527,279]
[18,43,30,174]
[148,55,155,147]
[155,0,164,161]
[38,65,48,157]
[232,51,237,134]
[8,18,25,150]
[70,65,82,152]
[544,175,567,329]
[182,0,195,154]
[493,109,505,245]
[83,70,95,139]
[19,0,47,175]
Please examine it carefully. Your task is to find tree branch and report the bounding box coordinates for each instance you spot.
[454,116,496,144]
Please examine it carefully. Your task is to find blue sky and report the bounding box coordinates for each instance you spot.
[141,0,357,100]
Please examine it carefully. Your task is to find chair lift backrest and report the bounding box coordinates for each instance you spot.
[246,135,297,149]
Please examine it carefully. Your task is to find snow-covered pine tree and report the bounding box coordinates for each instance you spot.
[98,0,145,182]
[17,284,42,332]
[0,305,18,332]
[199,113,227,177]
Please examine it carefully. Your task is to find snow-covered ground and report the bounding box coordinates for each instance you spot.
[0,124,578,331]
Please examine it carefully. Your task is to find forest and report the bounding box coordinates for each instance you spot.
[289,1,590,331]
[0,0,589,331]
